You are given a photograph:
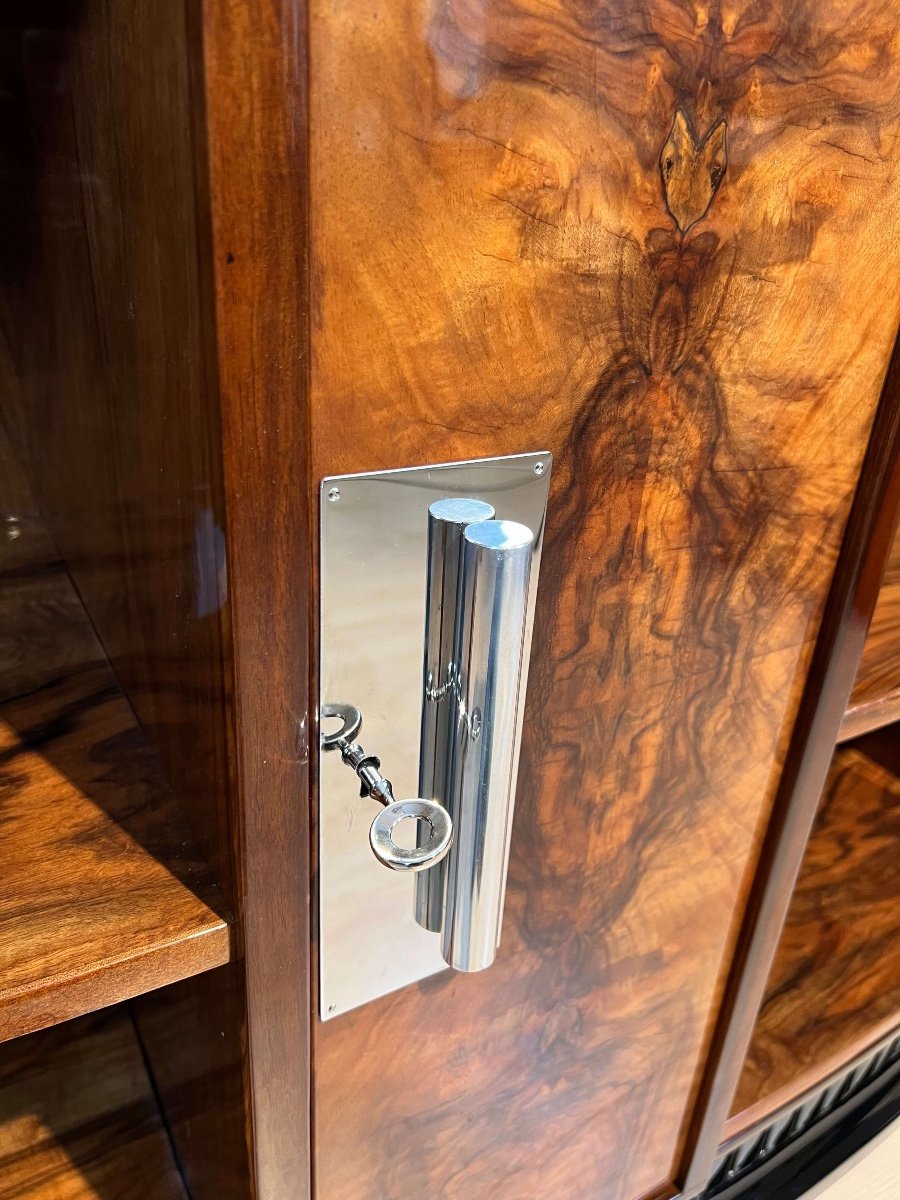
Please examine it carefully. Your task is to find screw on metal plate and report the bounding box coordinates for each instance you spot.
[320,702,452,873]
[327,487,341,502]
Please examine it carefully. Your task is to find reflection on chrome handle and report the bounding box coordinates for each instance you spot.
[415,498,495,929]
[414,501,534,972]
[441,520,533,971]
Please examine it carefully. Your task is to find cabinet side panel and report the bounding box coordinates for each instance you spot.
[200,0,313,1195]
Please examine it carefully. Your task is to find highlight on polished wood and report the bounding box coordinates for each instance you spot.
[0,430,230,1043]
[0,1007,188,1200]
[729,740,900,1133]
[841,524,900,740]
[309,1,900,1196]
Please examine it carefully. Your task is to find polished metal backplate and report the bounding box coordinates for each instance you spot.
[318,453,551,1019]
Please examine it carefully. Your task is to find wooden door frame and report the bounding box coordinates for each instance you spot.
[200,0,313,1195]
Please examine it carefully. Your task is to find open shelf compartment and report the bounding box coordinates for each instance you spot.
[0,436,230,1043]
[841,522,900,740]
[727,727,900,1138]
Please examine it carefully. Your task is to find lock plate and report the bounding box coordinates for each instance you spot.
[318,452,551,1019]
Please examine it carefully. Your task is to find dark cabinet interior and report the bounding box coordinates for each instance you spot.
[0,416,233,1196]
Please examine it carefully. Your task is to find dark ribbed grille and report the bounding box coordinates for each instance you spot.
[705,1031,900,1196]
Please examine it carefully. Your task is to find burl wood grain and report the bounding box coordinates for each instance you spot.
[0,426,229,1041]
[842,524,900,738]
[310,3,900,1199]
[0,1007,187,1199]
[730,746,900,1126]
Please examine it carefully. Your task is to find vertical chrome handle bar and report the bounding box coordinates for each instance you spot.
[442,519,533,971]
[415,498,495,930]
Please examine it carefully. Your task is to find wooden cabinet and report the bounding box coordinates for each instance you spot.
[0,3,899,1200]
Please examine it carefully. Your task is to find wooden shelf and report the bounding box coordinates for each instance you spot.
[727,742,900,1135]
[0,1006,188,1199]
[0,463,230,1041]
[840,524,900,740]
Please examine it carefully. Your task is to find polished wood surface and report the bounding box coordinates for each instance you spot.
[0,1007,187,1200]
[841,524,900,739]
[309,3,900,1198]
[729,744,900,1132]
[0,428,229,1042]
[2,4,898,1199]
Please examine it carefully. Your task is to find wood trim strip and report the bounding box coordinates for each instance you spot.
[200,1,312,1196]
[678,335,900,1195]
[1,932,231,1045]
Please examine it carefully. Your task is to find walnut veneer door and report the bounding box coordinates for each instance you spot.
[307,4,900,1199]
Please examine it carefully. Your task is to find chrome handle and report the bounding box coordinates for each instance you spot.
[415,498,495,929]
[321,702,453,873]
[442,520,533,971]
[415,504,535,972]
[318,453,550,1017]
